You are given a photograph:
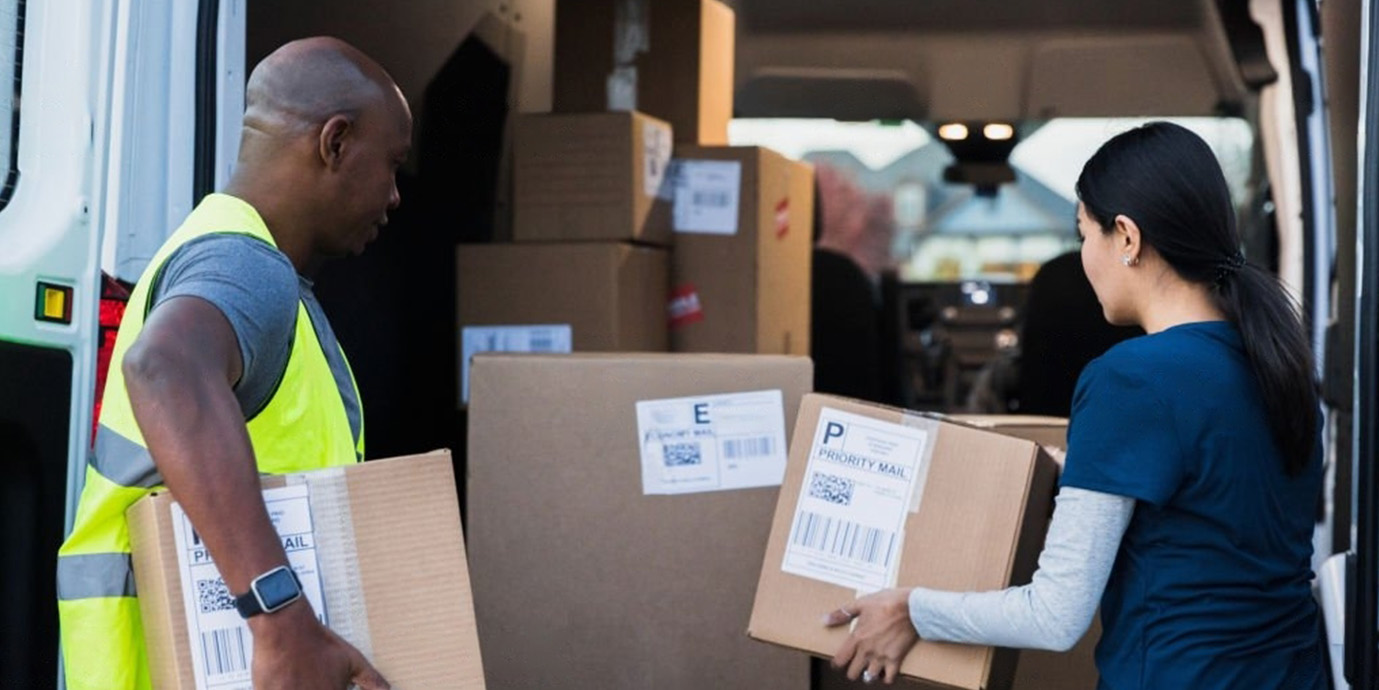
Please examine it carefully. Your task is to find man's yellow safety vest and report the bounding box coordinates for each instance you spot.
[56,193,363,689]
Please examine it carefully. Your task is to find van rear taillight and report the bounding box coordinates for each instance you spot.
[92,273,130,445]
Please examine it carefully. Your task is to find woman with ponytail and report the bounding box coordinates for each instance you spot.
[825,122,1326,689]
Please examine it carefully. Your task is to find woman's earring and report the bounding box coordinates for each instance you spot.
[1122,254,1133,267]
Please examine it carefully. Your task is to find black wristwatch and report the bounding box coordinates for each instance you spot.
[233,565,303,618]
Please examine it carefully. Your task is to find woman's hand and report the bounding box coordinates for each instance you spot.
[823,588,919,684]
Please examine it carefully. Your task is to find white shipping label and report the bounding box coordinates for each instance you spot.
[781,408,932,593]
[171,484,327,690]
[672,160,741,235]
[656,160,681,201]
[642,121,672,197]
[636,389,789,495]
[461,324,573,404]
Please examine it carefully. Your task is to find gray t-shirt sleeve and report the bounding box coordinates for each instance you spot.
[907,486,1134,652]
[148,233,298,417]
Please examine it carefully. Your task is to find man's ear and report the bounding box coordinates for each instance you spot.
[318,114,353,170]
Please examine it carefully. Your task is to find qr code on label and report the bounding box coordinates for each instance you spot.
[808,472,855,506]
[662,442,703,467]
[196,578,236,614]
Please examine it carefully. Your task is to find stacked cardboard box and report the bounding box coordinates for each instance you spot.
[511,111,674,245]
[467,353,812,690]
[749,394,1061,690]
[128,452,485,690]
[515,0,813,361]
[456,242,668,404]
[554,0,735,145]
[460,111,674,404]
[667,146,814,355]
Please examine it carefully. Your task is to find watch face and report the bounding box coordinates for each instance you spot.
[256,568,301,610]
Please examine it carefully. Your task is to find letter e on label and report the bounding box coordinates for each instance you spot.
[694,403,711,425]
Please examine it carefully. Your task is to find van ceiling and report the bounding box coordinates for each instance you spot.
[728,0,1251,122]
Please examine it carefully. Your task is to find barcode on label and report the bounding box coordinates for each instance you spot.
[723,436,776,459]
[693,191,731,208]
[791,511,896,567]
[200,627,249,676]
[662,442,703,467]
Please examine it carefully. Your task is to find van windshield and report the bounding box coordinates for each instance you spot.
[729,117,1255,282]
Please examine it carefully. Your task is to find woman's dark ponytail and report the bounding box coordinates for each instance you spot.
[1077,122,1318,474]
[1212,262,1317,474]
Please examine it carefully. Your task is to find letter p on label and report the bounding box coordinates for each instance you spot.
[823,422,845,445]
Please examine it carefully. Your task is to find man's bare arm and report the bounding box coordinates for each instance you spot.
[122,295,385,690]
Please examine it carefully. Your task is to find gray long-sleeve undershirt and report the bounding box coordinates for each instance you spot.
[908,486,1135,651]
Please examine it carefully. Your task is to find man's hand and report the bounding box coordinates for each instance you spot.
[249,601,389,690]
[823,588,919,685]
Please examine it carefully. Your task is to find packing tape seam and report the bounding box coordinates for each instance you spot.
[901,413,942,515]
[289,469,374,660]
[878,412,942,592]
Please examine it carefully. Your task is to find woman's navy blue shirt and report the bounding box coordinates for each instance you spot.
[1061,321,1325,689]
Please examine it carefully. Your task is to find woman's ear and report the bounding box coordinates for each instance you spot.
[317,114,353,170]
[1113,214,1142,264]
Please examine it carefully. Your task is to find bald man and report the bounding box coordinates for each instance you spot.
[57,38,409,690]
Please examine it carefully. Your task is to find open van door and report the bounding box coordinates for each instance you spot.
[0,3,110,683]
[0,1,244,687]
[1352,0,1379,683]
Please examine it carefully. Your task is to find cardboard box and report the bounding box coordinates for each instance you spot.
[513,111,674,245]
[748,394,1059,690]
[815,413,1097,690]
[554,0,735,145]
[819,621,1101,690]
[467,353,813,690]
[944,415,1100,690]
[1008,619,1100,690]
[944,415,1068,451]
[127,451,485,690]
[669,146,813,355]
[456,242,669,404]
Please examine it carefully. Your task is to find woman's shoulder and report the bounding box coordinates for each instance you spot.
[1081,322,1239,394]
[1098,321,1234,364]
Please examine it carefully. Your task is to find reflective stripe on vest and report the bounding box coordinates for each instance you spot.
[91,423,160,489]
[57,194,362,690]
[56,552,136,599]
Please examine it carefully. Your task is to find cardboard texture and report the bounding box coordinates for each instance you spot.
[944,415,1069,451]
[554,0,735,144]
[945,415,1100,690]
[819,624,1101,690]
[127,451,485,690]
[670,146,813,355]
[818,412,1098,690]
[1007,618,1101,690]
[512,111,673,245]
[456,241,668,370]
[748,394,1059,690]
[467,353,813,690]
